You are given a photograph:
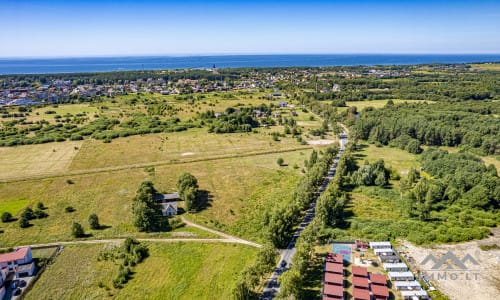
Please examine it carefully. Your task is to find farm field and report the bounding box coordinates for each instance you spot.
[0,141,82,180]
[26,242,257,300]
[344,99,432,110]
[0,147,310,246]
[69,127,309,170]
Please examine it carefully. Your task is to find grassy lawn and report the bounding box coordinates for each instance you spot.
[0,198,29,215]
[0,148,310,246]
[26,243,257,300]
[354,144,419,175]
[470,63,500,71]
[69,127,307,170]
[0,141,83,180]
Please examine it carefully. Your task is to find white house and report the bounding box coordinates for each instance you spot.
[383,263,408,272]
[374,248,395,256]
[393,281,422,291]
[162,202,178,217]
[401,290,429,299]
[388,271,414,281]
[15,261,36,277]
[0,247,33,271]
[369,241,392,249]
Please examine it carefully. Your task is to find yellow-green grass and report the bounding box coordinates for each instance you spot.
[0,199,29,215]
[0,149,309,246]
[350,191,402,221]
[346,99,432,109]
[470,63,500,71]
[0,141,82,180]
[26,243,257,300]
[355,144,419,175]
[482,156,500,172]
[19,104,99,124]
[69,127,306,170]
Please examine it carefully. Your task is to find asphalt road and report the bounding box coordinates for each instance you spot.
[260,134,348,299]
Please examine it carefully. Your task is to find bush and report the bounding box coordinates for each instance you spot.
[277,157,284,166]
[88,213,100,230]
[34,209,48,219]
[1,212,13,223]
[19,216,29,228]
[65,206,75,213]
[21,208,34,220]
[72,222,85,238]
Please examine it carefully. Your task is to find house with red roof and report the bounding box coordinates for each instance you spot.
[326,253,344,264]
[352,276,369,289]
[371,284,390,300]
[325,262,344,274]
[0,247,35,277]
[351,266,368,278]
[352,287,370,300]
[370,273,387,286]
[323,283,344,300]
[324,272,344,286]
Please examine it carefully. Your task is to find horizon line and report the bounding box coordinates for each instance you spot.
[1,52,500,60]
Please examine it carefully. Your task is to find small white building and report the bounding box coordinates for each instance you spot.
[369,241,392,249]
[15,261,36,277]
[383,262,408,272]
[162,202,178,217]
[393,280,422,291]
[374,248,395,256]
[401,290,429,299]
[388,271,414,281]
[0,247,33,271]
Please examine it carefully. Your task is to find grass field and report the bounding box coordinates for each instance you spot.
[69,127,307,170]
[26,243,257,300]
[0,148,309,246]
[0,198,29,215]
[354,143,419,175]
[0,141,82,180]
[470,63,500,71]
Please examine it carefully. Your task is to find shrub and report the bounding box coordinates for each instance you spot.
[72,222,85,238]
[88,213,100,230]
[277,157,284,166]
[34,209,48,219]
[19,216,29,228]
[21,208,34,220]
[65,206,75,213]
[1,212,13,223]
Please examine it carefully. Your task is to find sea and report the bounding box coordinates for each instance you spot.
[0,54,499,75]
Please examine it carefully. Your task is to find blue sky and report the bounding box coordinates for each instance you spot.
[1,0,499,57]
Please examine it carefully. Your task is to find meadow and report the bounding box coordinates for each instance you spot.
[26,242,257,300]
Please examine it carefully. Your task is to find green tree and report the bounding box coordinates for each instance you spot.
[88,213,100,229]
[1,212,12,223]
[278,269,302,299]
[19,216,29,228]
[132,181,167,232]
[72,222,85,237]
[277,157,284,166]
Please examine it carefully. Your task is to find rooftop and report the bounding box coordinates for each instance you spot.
[369,273,387,285]
[352,276,369,288]
[324,272,344,285]
[0,247,30,264]
[326,253,343,264]
[351,266,368,277]
[323,283,344,297]
[371,284,389,297]
[352,287,370,300]
[325,262,344,274]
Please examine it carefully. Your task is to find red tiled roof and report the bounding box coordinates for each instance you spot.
[323,283,344,297]
[324,272,344,285]
[371,284,389,297]
[352,276,369,288]
[326,253,343,264]
[0,247,29,264]
[370,273,387,285]
[325,262,344,274]
[352,266,368,277]
[352,287,370,300]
